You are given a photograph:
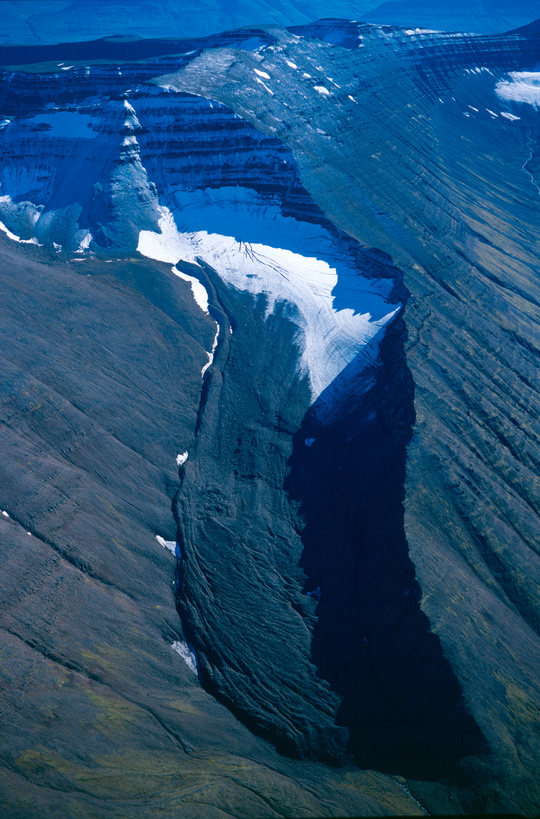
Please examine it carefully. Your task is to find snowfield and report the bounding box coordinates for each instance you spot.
[138,190,399,403]
[496,72,540,108]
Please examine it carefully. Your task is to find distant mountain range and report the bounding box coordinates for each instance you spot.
[363,0,540,33]
[0,0,379,44]
[1,0,539,45]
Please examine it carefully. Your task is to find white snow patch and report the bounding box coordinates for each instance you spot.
[172,266,209,313]
[0,118,11,129]
[496,72,540,108]
[171,641,198,675]
[486,109,498,117]
[77,232,92,252]
[500,111,521,121]
[156,535,181,558]
[403,28,439,35]
[176,451,188,466]
[201,323,219,378]
[348,95,357,103]
[302,72,312,79]
[0,218,40,246]
[61,65,75,70]
[123,100,141,130]
[2,511,9,517]
[285,60,298,69]
[255,77,274,95]
[201,353,212,378]
[137,206,210,312]
[314,85,330,96]
[254,68,271,79]
[467,66,493,75]
[468,106,478,112]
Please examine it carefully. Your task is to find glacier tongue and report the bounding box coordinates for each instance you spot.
[138,197,399,402]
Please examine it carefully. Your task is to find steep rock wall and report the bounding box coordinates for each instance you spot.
[165,20,540,814]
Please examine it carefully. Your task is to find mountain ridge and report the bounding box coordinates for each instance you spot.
[362,0,540,33]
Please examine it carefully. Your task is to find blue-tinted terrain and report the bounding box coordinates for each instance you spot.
[0,3,539,818]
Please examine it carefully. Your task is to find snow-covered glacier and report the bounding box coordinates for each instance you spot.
[137,196,399,405]
[0,69,403,414]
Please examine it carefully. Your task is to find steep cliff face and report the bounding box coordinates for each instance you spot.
[164,19,540,813]
[0,17,539,817]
